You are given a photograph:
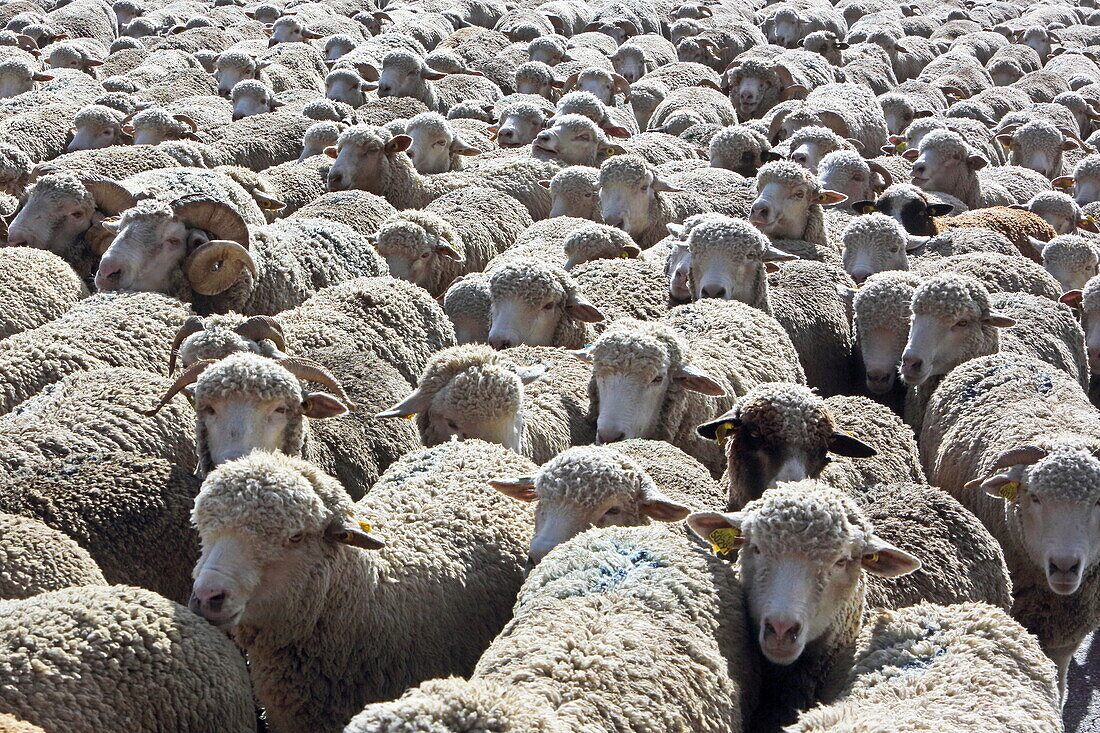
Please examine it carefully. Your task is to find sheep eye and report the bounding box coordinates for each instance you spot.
[793,190,804,198]
[288,533,304,543]
[751,544,761,554]
[651,374,663,384]
[835,557,850,568]
[70,210,84,218]
[541,301,555,310]
[604,506,622,516]
[420,251,431,259]
[954,320,969,328]
[201,406,216,416]
[274,406,288,414]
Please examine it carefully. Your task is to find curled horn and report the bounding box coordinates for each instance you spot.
[140,359,215,415]
[989,445,1048,472]
[172,194,249,246]
[172,114,198,132]
[185,240,257,295]
[275,356,356,408]
[82,177,135,216]
[867,160,893,189]
[234,315,286,351]
[168,315,206,374]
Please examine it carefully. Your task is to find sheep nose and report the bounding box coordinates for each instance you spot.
[268,37,278,47]
[6,233,26,247]
[327,171,348,191]
[912,164,926,178]
[488,335,514,350]
[1050,557,1081,576]
[701,284,727,299]
[378,83,391,96]
[535,130,551,142]
[189,588,227,615]
[749,203,769,221]
[597,428,625,444]
[900,354,923,378]
[499,128,514,139]
[740,91,754,102]
[95,260,124,291]
[603,215,625,229]
[850,270,871,285]
[765,618,800,640]
[232,111,244,121]
[791,152,808,165]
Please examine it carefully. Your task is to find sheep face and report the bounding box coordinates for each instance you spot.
[5,177,95,253]
[860,184,951,236]
[610,46,647,84]
[325,71,373,107]
[68,118,124,152]
[1000,122,1076,180]
[909,134,987,195]
[841,214,913,285]
[750,179,835,241]
[372,217,460,288]
[487,262,602,349]
[880,97,918,137]
[404,113,477,174]
[687,484,919,665]
[231,83,278,120]
[546,168,599,219]
[492,447,690,568]
[687,220,790,302]
[733,74,772,117]
[496,109,546,148]
[667,243,692,301]
[817,154,874,204]
[973,447,1100,596]
[771,10,801,49]
[94,205,193,293]
[598,164,678,238]
[214,56,257,97]
[199,392,295,466]
[1036,236,1099,292]
[572,70,617,106]
[988,59,1024,86]
[533,115,604,167]
[377,53,437,99]
[1084,306,1100,373]
[327,131,408,192]
[269,17,319,46]
[0,61,49,98]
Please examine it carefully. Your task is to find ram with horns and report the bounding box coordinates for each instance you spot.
[93,193,387,316]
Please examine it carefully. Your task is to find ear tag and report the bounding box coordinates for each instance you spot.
[605,146,617,156]
[714,421,734,448]
[620,251,630,258]
[999,481,1019,502]
[863,552,879,563]
[399,415,414,421]
[1088,216,1097,225]
[895,141,907,152]
[709,527,739,558]
[358,520,372,533]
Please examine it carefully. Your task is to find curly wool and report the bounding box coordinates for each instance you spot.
[374,210,465,263]
[589,318,682,380]
[686,217,772,310]
[1073,154,1100,182]
[442,273,491,344]
[563,224,635,264]
[1083,274,1100,313]
[709,125,770,164]
[131,108,192,137]
[499,100,548,127]
[533,445,658,512]
[734,382,834,452]
[911,272,992,321]
[27,172,95,208]
[489,260,589,347]
[231,79,273,102]
[515,61,553,87]
[413,344,522,424]
[549,165,598,195]
[1027,191,1083,228]
[742,480,872,559]
[216,50,255,74]
[73,104,125,129]
[0,513,105,600]
[1041,234,1098,272]
[788,125,849,151]
[556,90,611,125]
[853,270,922,337]
[1023,445,1100,504]
[597,153,652,188]
[756,159,823,196]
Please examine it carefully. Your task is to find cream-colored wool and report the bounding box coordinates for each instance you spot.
[489,259,594,348]
[708,124,773,175]
[754,160,829,245]
[0,512,105,599]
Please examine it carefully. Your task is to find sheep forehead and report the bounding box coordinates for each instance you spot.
[0,59,33,77]
[232,79,270,100]
[854,271,922,331]
[74,105,123,126]
[406,112,452,137]
[1074,154,1100,179]
[563,224,631,255]
[273,16,302,29]
[1012,120,1062,145]
[326,69,362,84]
[516,61,552,80]
[193,452,352,539]
[688,218,768,257]
[193,352,303,404]
[383,50,423,72]
[217,51,255,70]
[911,273,990,320]
[434,362,523,421]
[338,124,392,150]
[29,173,94,204]
[879,95,913,113]
[500,101,545,121]
[133,108,176,126]
[756,160,821,194]
[550,113,600,135]
[789,125,845,148]
[374,219,432,255]
[443,274,490,312]
[713,126,767,149]
[843,213,905,250]
[590,319,680,377]
[599,154,650,187]
[535,446,648,509]
[550,166,599,193]
[305,121,341,140]
[918,129,970,156]
[1082,275,1100,312]
[1044,236,1099,268]
[490,260,571,306]
[1025,446,1100,503]
[418,343,509,395]
[743,480,871,558]
[736,382,833,446]
[1028,191,1078,215]
[879,183,927,206]
[818,150,866,176]
[579,68,613,83]
[733,58,776,81]
[181,323,257,363]
[118,197,175,224]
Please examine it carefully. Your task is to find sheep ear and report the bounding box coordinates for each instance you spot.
[621,243,641,258]
[358,63,379,82]
[302,392,349,419]
[995,133,1014,148]
[686,511,747,554]
[860,535,921,577]
[906,234,929,252]
[1079,217,1100,233]
[564,292,604,323]
[845,138,864,151]
[324,145,339,158]
[835,41,849,49]
[327,520,385,550]
[433,241,462,260]
[421,68,447,80]
[983,312,1016,328]
[376,387,431,418]
[640,489,692,522]
[1051,175,1076,190]
[696,409,739,440]
[449,137,481,156]
[537,179,551,189]
[966,153,988,170]
[850,200,876,215]
[489,476,537,501]
[602,125,630,139]
[1027,236,1048,255]
[816,190,847,205]
[32,72,53,81]
[1063,138,1080,151]
[651,176,683,193]
[514,364,547,384]
[901,148,919,161]
[673,362,726,396]
[1061,289,1083,308]
[926,203,954,216]
[666,222,685,237]
[827,431,877,458]
[763,245,799,262]
[386,135,412,153]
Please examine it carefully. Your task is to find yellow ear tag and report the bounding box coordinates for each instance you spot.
[358,520,372,533]
[714,421,734,448]
[620,251,630,258]
[895,141,907,152]
[1088,216,1097,225]
[709,527,739,557]
[605,146,618,156]
[999,481,1019,502]
[863,552,879,564]
[399,414,414,421]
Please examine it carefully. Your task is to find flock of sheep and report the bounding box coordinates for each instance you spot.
[2,0,1100,728]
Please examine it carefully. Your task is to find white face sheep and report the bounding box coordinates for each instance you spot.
[213,51,257,98]
[841,213,919,285]
[688,482,919,665]
[376,50,445,102]
[853,271,922,394]
[67,105,130,152]
[267,15,323,46]
[371,211,461,289]
[899,273,1016,386]
[563,69,630,107]
[492,102,549,148]
[1032,235,1100,293]
[0,60,51,98]
[230,80,282,120]
[325,69,377,108]
[817,150,893,206]
[491,446,691,567]
[486,259,604,349]
[5,173,102,255]
[543,165,599,219]
[996,120,1082,180]
[597,155,681,238]
[532,114,621,167]
[1024,192,1099,236]
[906,130,990,205]
[403,112,480,174]
[1054,155,1100,207]
[1063,276,1100,373]
[786,126,858,174]
[685,216,798,301]
[749,160,847,241]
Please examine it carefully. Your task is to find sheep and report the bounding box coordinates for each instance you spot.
[0,58,52,98]
[492,100,551,148]
[189,443,537,731]
[513,60,557,98]
[574,298,805,476]
[597,154,756,248]
[66,104,130,152]
[372,50,502,114]
[920,353,1100,694]
[787,602,1062,731]
[94,195,386,316]
[878,82,949,135]
[784,125,860,173]
[326,125,555,219]
[817,150,895,206]
[1026,192,1100,237]
[697,382,924,509]
[684,215,855,393]
[1062,274,1100,379]
[0,512,105,599]
[529,113,627,168]
[996,118,1089,180]
[1054,153,1100,207]
[987,43,1043,86]
[767,82,889,157]
[749,160,847,247]
[442,272,492,345]
[907,129,1053,209]
[350,523,756,732]
[483,258,605,349]
[646,85,737,135]
[544,165,600,219]
[1030,234,1100,292]
[708,124,779,176]
[229,78,283,120]
[725,49,838,120]
[687,479,1012,729]
[562,223,641,269]
[378,344,593,464]
[0,292,187,417]
[0,584,256,731]
[0,714,43,733]
[0,247,86,341]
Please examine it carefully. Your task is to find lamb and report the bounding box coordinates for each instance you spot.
[920,353,1100,694]
[685,216,855,395]
[544,165,600,219]
[574,298,804,476]
[787,602,1061,731]
[94,195,386,316]
[0,584,254,731]
[707,124,779,177]
[1024,191,1100,236]
[350,522,756,732]
[687,479,1012,728]
[597,154,755,248]
[378,344,593,464]
[371,186,532,297]
[1030,234,1100,292]
[0,512,105,599]
[189,444,537,731]
[907,129,1053,209]
[749,160,849,249]
[0,292,187,417]
[373,50,502,114]
[0,247,86,341]
[326,125,555,219]
[766,82,889,157]
[696,382,924,509]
